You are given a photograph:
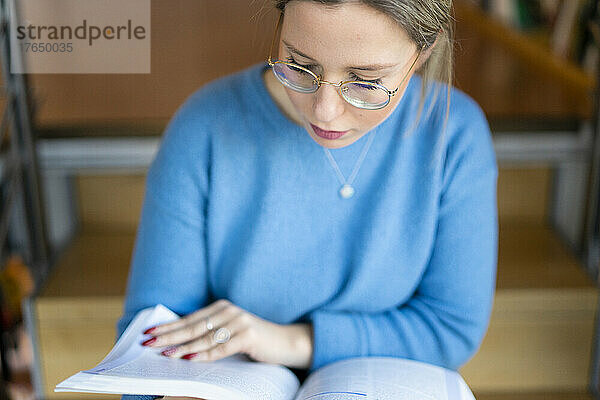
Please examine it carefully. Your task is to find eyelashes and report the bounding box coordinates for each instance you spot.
[285,55,383,85]
[348,72,382,85]
[285,56,318,72]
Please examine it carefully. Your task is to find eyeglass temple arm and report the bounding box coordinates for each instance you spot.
[390,46,424,96]
[268,13,284,64]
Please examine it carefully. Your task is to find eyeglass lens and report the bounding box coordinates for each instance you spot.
[272,62,318,93]
[271,62,390,109]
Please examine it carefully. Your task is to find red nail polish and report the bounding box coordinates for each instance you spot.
[161,348,177,357]
[143,327,157,335]
[182,353,198,360]
[141,337,157,346]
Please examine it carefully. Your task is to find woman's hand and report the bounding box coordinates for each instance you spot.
[141,299,314,369]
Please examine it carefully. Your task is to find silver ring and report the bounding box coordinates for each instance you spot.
[213,327,231,344]
[204,317,214,331]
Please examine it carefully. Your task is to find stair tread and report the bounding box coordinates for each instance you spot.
[39,221,594,298]
[497,221,593,289]
[475,392,593,400]
[42,231,133,297]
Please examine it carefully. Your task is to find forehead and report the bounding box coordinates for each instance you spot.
[280,1,415,65]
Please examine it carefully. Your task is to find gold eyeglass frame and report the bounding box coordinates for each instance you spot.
[266,12,423,110]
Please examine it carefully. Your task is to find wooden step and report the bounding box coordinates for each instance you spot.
[30,221,597,399]
[475,392,594,400]
[461,220,596,392]
[495,220,593,289]
[461,287,596,392]
[30,232,131,400]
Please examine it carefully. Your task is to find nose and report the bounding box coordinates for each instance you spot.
[312,81,345,123]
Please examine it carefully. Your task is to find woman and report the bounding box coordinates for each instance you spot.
[118,0,498,398]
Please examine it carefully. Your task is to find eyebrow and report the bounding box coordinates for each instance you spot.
[282,40,399,72]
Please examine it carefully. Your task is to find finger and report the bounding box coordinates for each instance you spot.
[146,303,241,348]
[184,326,251,362]
[162,312,250,358]
[144,299,232,336]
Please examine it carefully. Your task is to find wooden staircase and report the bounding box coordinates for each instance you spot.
[463,221,596,393]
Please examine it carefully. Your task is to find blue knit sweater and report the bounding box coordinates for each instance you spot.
[117,63,498,394]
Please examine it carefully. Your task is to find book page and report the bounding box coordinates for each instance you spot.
[87,306,162,372]
[101,350,298,400]
[56,304,299,400]
[293,357,475,400]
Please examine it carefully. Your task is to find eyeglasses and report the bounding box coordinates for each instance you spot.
[267,13,423,110]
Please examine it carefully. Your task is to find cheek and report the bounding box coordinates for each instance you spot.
[355,90,406,130]
[352,108,391,130]
[286,89,311,113]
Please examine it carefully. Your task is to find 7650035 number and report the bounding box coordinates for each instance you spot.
[23,42,73,53]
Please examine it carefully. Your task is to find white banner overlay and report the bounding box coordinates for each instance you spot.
[9,0,150,73]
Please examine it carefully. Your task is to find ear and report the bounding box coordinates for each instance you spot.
[415,30,443,70]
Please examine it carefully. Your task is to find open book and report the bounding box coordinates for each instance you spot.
[56,304,476,400]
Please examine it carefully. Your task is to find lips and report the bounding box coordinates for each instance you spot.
[310,124,348,140]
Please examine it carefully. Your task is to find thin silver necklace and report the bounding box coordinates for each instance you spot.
[322,129,377,199]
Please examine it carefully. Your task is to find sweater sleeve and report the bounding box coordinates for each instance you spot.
[115,95,211,400]
[307,106,498,372]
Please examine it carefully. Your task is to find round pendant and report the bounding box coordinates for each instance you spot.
[339,184,355,199]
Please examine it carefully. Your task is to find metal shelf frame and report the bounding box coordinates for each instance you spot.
[0,0,50,287]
